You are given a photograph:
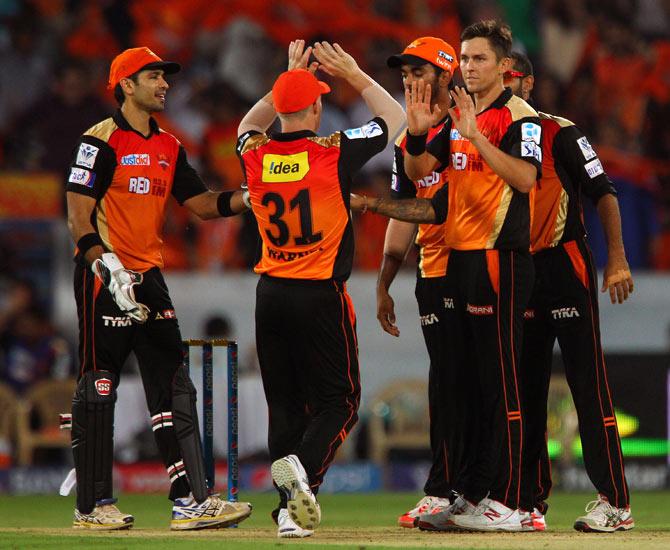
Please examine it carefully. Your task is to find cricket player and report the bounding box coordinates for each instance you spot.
[380,36,465,530]
[65,47,251,530]
[507,51,634,533]
[352,20,543,531]
[236,40,403,538]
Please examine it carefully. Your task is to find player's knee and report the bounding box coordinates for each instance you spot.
[74,370,118,405]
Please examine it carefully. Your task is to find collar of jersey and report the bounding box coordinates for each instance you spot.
[476,87,513,117]
[113,109,160,139]
[270,129,317,141]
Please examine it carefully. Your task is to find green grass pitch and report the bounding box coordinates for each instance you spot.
[0,491,669,549]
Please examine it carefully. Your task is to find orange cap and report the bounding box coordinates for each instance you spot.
[107,47,181,90]
[272,69,331,114]
[387,36,458,74]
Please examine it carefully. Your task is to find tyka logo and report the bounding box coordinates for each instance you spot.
[420,313,439,326]
[551,307,580,319]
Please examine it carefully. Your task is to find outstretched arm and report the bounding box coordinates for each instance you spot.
[351,193,437,223]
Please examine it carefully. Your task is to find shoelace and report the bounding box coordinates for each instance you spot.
[584,498,622,523]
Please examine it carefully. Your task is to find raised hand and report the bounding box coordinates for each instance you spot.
[405,79,442,136]
[448,86,479,140]
[288,39,318,73]
[312,42,360,80]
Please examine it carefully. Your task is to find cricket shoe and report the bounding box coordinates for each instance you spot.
[73,498,134,530]
[277,508,314,538]
[520,508,547,531]
[170,494,252,530]
[573,495,634,532]
[450,497,524,532]
[271,454,321,530]
[398,495,450,528]
[418,495,477,531]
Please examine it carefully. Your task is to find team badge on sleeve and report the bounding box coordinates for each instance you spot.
[68,167,96,188]
[584,158,604,178]
[344,121,383,140]
[75,143,99,168]
[577,136,597,160]
[521,122,541,144]
[521,141,542,162]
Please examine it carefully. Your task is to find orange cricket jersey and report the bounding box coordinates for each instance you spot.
[427,88,543,251]
[237,119,389,281]
[393,126,449,277]
[530,112,616,253]
[65,110,207,271]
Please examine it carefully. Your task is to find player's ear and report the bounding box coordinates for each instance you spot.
[523,75,535,96]
[499,56,513,76]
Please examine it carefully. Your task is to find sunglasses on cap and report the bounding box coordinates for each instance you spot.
[504,70,527,79]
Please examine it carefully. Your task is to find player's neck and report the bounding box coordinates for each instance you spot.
[473,81,506,114]
[121,102,153,137]
[280,119,318,134]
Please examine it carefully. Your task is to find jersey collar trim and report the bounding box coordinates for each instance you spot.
[476,87,513,116]
[271,129,317,141]
[113,109,160,139]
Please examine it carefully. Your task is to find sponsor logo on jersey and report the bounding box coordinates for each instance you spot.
[262,152,310,182]
[128,176,151,194]
[420,313,439,326]
[450,128,465,141]
[452,152,468,170]
[416,172,441,188]
[163,309,176,319]
[157,153,170,169]
[95,378,112,396]
[344,121,384,140]
[577,136,597,160]
[443,297,455,309]
[521,122,541,144]
[102,315,133,327]
[466,303,494,315]
[76,143,99,168]
[68,167,96,187]
[551,307,580,319]
[120,153,150,166]
[584,158,604,179]
[521,141,542,162]
[524,309,535,319]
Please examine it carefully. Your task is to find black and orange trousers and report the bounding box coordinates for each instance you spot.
[441,249,534,509]
[255,275,360,507]
[520,238,629,512]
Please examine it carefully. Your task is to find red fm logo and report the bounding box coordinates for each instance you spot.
[95,378,112,396]
[129,176,150,194]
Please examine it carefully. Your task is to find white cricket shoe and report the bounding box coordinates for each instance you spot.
[418,495,476,531]
[451,497,524,532]
[271,454,321,530]
[170,494,252,530]
[398,495,450,528]
[278,508,314,538]
[520,508,547,531]
[73,499,134,530]
[574,495,634,532]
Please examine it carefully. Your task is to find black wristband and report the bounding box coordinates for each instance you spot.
[77,232,103,257]
[217,191,236,217]
[405,132,428,156]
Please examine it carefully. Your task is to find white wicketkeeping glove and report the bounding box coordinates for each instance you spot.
[91,253,150,323]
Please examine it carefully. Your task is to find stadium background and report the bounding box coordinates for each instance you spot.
[0,0,669,524]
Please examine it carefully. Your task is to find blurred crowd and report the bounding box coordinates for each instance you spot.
[0,0,669,280]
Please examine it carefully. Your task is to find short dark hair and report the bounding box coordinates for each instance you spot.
[113,71,140,106]
[510,51,533,76]
[460,20,513,60]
